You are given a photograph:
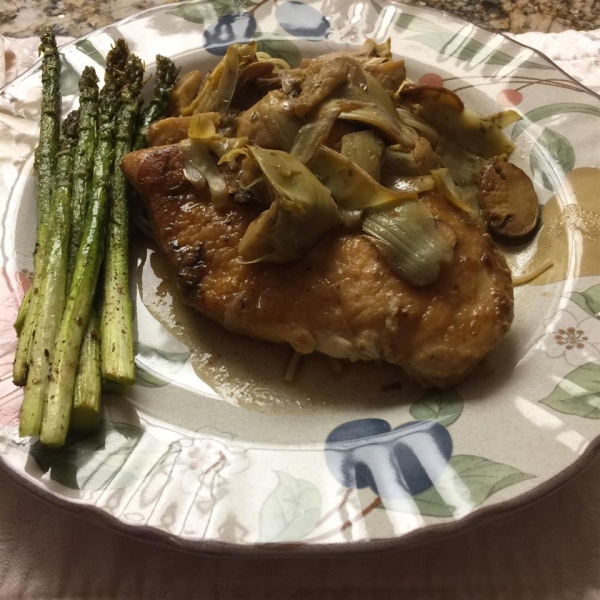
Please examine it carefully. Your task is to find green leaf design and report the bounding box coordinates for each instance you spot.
[569,284,600,317]
[258,471,321,542]
[408,33,550,69]
[30,421,170,491]
[529,127,575,191]
[390,13,551,69]
[512,103,600,142]
[74,40,106,67]
[386,455,533,517]
[410,389,463,426]
[168,0,255,24]
[540,363,600,419]
[257,35,302,68]
[394,12,446,34]
[135,342,190,388]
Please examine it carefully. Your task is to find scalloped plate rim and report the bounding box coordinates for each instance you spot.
[1,0,599,554]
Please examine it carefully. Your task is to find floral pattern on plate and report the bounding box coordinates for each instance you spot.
[0,0,599,551]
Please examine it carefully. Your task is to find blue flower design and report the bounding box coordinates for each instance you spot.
[275,1,330,39]
[325,418,452,499]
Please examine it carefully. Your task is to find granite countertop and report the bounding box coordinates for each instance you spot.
[1,0,598,38]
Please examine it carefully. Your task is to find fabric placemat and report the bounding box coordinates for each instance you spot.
[1,28,599,600]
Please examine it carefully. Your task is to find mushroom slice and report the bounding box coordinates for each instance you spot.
[398,84,464,112]
[477,158,540,242]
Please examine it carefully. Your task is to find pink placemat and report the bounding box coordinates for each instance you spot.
[1,30,599,600]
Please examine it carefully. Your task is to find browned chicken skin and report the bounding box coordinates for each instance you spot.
[121,144,513,388]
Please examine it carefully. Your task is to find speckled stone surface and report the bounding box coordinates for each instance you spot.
[1,0,598,38]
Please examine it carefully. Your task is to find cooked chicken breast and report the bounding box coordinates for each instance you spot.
[121,144,513,388]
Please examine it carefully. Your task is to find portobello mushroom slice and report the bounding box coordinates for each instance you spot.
[477,158,540,242]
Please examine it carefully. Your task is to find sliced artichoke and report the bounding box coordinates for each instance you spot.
[396,107,440,146]
[381,174,436,194]
[419,99,515,158]
[183,42,257,115]
[169,70,203,116]
[236,90,302,151]
[338,74,415,148]
[363,201,454,287]
[487,109,522,129]
[382,137,441,176]
[400,83,514,158]
[435,137,487,186]
[291,99,361,165]
[188,112,220,140]
[431,168,478,217]
[180,138,228,206]
[340,130,385,181]
[238,147,341,263]
[308,146,417,210]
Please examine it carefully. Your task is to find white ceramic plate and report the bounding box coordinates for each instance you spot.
[1,0,600,553]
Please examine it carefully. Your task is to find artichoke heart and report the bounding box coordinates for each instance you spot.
[487,109,522,129]
[238,147,341,263]
[363,201,455,287]
[188,112,220,140]
[291,99,361,165]
[431,168,478,217]
[308,145,416,210]
[337,70,415,148]
[340,130,385,181]
[419,98,515,159]
[183,42,257,115]
[382,138,441,177]
[180,138,228,206]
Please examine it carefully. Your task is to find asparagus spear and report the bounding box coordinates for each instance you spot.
[18,111,79,437]
[14,287,31,336]
[68,67,102,429]
[99,56,178,385]
[40,40,130,447]
[13,28,61,385]
[100,54,144,385]
[133,55,179,151]
[71,307,102,431]
[68,66,99,280]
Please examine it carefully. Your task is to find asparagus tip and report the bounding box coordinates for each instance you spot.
[156,54,180,87]
[62,109,80,139]
[39,27,57,54]
[105,38,130,86]
[119,55,145,105]
[80,65,99,91]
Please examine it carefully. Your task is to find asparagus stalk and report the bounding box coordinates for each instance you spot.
[68,67,102,429]
[13,28,61,385]
[71,307,102,431]
[100,54,144,385]
[133,55,179,151]
[18,111,79,437]
[14,287,31,336]
[40,40,130,447]
[68,66,99,280]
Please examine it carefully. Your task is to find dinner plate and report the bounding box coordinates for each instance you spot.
[1,0,599,554]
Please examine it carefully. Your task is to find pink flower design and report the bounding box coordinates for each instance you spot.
[0,269,30,427]
[540,310,600,366]
[496,89,523,107]
[165,427,249,496]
